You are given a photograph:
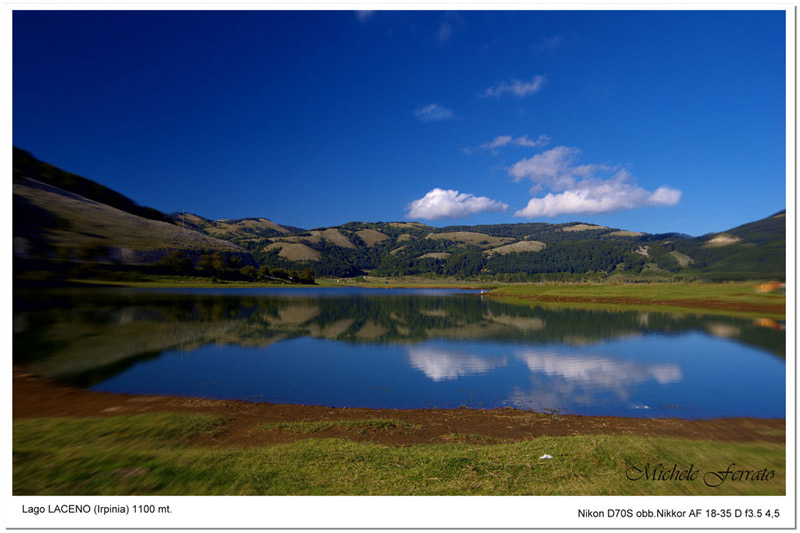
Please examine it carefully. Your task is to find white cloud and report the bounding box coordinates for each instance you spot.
[481,135,513,151]
[465,135,512,154]
[534,35,564,51]
[414,103,454,122]
[407,188,509,220]
[482,75,546,98]
[649,185,683,206]
[436,13,465,43]
[508,146,587,190]
[514,134,550,147]
[465,134,549,155]
[515,184,682,218]
[437,22,453,42]
[509,146,682,217]
[355,11,375,23]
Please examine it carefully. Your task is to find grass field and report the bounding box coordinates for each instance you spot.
[259,419,420,435]
[13,413,784,496]
[490,281,782,301]
[490,281,786,319]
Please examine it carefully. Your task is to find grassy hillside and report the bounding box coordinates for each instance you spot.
[13,151,256,280]
[13,147,170,223]
[169,212,304,243]
[14,177,251,263]
[203,214,784,282]
[678,211,786,280]
[13,148,785,282]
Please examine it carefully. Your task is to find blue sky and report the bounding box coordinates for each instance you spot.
[13,10,786,235]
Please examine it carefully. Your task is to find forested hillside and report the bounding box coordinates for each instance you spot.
[14,148,785,282]
[197,212,784,282]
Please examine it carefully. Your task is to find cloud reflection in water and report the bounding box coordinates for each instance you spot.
[510,349,683,412]
[407,347,508,381]
[517,350,683,387]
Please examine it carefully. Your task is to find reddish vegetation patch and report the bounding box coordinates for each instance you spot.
[13,368,784,448]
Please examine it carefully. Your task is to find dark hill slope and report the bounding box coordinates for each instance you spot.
[13,162,253,267]
[669,211,786,280]
[14,147,171,224]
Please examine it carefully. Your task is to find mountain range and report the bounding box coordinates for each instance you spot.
[13,147,786,281]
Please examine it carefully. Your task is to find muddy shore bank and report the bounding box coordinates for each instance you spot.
[14,367,784,448]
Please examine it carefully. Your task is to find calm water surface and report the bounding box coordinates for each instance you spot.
[14,287,785,419]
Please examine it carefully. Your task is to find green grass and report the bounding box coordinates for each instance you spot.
[439,433,500,443]
[14,414,784,495]
[491,282,785,319]
[260,418,419,435]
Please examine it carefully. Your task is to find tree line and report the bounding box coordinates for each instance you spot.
[156,251,315,283]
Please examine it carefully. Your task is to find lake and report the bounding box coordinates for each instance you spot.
[13,287,785,419]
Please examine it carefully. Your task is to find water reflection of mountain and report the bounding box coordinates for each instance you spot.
[14,289,785,383]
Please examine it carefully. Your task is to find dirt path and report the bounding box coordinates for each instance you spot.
[13,367,784,447]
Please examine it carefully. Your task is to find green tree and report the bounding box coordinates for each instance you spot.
[198,253,214,273]
[240,265,257,280]
[211,252,226,276]
[157,251,194,274]
[271,268,289,280]
[298,267,315,284]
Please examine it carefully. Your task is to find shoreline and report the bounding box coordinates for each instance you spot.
[14,367,785,448]
[50,279,786,319]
